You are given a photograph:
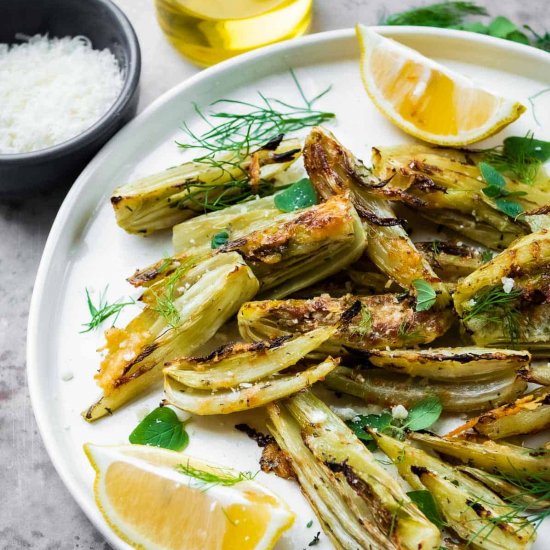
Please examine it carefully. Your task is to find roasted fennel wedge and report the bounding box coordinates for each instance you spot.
[373,432,536,549]
[303,126,450,308]
[528,363,550,385]
[277,391,441,550]
[83,252,259,421]
[164,357,337,415]
[129,195,367,298]
[372,144,550,249]
[454,229,550,350]
[172,194,280,255]
[366,347,530,381]
[411,432,550,480]
[451,386,550,440]
[238,294,453,354]
[324,366,526,412]
[415,241,492,282]
[163,326,335,390]
[219,194,366,298]
[267,401,402,549]
[110,137,301,235]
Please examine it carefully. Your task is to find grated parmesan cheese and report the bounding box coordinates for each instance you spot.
[501,277,515,294]
[0,34,124,154]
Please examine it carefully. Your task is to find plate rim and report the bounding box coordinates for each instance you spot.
[27,25,550,549]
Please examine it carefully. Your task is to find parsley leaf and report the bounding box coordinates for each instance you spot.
[211,230,230,249]
[407,490,446,529]
[129,407,189,451]
[274,178,317,212]
[413,279,437,311]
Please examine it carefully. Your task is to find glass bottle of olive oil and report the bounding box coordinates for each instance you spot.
[154,0,313,66]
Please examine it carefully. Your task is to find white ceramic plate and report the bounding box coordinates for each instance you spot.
[28,27,550,550]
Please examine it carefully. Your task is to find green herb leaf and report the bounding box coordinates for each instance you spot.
[274,178,317,212]
[481,185,502,198]
[353,304,373,336]
[211,230,230,249]
[81,287,135,333]
[412,279,437,312]
[407,490,446,529]
[487,16,519,38]
[495,198,524,218]
[348,412,394,440]
[403,396,443,431]
[454,21,488,33]
[129,407,189,451]
[306,520,314,528]
[479,162,506,188]
[506,29,531,45]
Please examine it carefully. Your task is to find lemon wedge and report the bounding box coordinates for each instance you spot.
[356,25,526,146]
[84,443,295,550]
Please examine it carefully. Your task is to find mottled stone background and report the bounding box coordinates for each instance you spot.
[1,0,548,548]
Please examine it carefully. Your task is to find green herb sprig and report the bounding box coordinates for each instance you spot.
[463,285,522,343]
[178,70,333,160]
[173,70,334,213]
[383,2,550,53]
[176,462,257,490]
[490,473,550,530]
[479,134,550,184]
[383,2,487,28]
[81,287,135,333]
[353,304,373,336]
[347,396,443,450]
[129,407,189,451]
[466,471,549,544]
[151,257,198,328]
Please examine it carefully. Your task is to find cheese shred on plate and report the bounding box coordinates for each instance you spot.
[0,34,124,154]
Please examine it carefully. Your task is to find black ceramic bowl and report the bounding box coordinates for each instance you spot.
[0,0,141,199]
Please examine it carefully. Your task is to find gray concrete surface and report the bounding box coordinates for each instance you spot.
[1,0,549,548]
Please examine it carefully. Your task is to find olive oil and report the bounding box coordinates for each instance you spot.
[154,0,313,66]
